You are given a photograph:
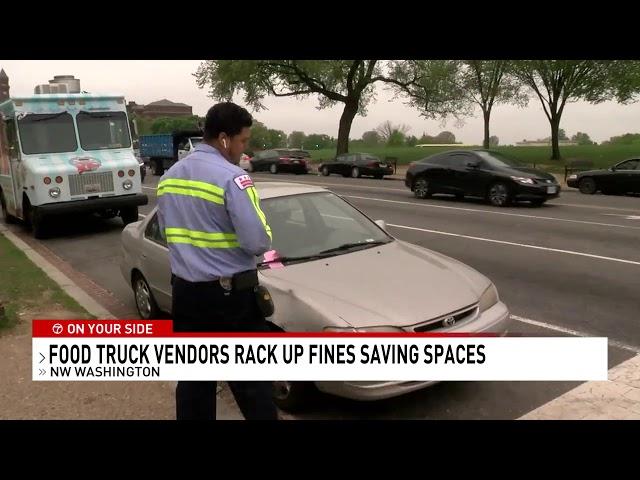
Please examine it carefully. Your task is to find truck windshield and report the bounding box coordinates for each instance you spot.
[18,112,78,155]
[76,111,131,150]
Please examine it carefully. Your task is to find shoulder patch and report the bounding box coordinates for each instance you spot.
[233,174,254,190]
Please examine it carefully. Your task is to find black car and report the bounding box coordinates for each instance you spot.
[319,153,394,179]
[566,158,640,195]
[405,150,560,207]
[248,149,309,174]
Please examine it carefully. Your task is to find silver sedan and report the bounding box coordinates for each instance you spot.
[119,181,510,411]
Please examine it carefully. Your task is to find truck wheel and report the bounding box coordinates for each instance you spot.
[120,207,139,226]
[152,159,164,176]
[29,207,47,239]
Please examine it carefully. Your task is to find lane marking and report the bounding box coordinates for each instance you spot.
[386,222,640,267]
[345,195,640,230]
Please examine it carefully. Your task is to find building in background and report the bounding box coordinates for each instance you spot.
[126,99,193,119]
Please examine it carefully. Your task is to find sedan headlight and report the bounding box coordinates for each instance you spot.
[511,176,535,185]
[478,284,499,312]
[324,326,405,333]
[568,174,577,180]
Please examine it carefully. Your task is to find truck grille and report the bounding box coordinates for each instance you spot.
[68,172,114,196]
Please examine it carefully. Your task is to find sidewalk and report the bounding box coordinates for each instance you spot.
[520,354,640,420]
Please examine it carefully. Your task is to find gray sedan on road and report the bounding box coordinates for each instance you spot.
[119,182,510,410]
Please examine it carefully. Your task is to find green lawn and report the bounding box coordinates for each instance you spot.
[0,234,90,330]
[307,144,640,174]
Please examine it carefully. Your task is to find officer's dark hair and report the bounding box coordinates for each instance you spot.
[203,102,253,140]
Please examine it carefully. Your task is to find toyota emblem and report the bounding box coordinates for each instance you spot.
[442,316,456,327]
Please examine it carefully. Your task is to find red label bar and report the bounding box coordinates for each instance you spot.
[32,319,498,338]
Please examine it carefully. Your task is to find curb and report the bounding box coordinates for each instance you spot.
[0,225,115,319]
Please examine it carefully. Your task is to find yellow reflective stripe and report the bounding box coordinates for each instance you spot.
[164,227,237,241]
[246,186,272,240]
[158,178,225,197]
[166,237,240,249]
[158,179,225,205]
[158,186,224,205]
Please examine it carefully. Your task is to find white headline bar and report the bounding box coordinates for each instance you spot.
[32,337,608,382]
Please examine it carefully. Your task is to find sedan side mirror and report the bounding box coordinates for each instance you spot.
[375,219,387,231]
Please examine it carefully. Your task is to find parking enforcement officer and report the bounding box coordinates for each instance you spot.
[157,102,278,420]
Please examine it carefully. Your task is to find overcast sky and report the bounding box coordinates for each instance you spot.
[2,60,639,145]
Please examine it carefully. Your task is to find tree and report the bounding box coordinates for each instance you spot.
[459,61,528,149]
[558,128,568,141]
[248,120,269,151]
[607,133,640,145]
[489,135,499,147]
[571,132,593,145]
[405,135,418,147]
[362,130,381,146]
[306,133,332,149]
[376,120,410,144]
[511,60,640,160]
[435,131,456,144]
[267,129,286,148]
[150,115,201,134]
[386,60,474,131]
[387,130,406,146]
[288,131,307,148]
[418,132,436,144]
[194,60,418,155]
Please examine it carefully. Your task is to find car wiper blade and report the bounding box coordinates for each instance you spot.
[258,253,334,266]
[318,240,389,255]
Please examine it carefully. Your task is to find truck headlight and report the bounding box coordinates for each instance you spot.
[568,174,577,180]
[49,187,61,198]
[478,284,499,312]
[122,179,133,190]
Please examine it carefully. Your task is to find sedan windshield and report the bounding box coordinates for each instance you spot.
[260,192,392,263]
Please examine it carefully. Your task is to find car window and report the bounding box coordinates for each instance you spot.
[420,155,446,166]
[448,154,473,167]
[617,159,640,170]
[144,213,167,247]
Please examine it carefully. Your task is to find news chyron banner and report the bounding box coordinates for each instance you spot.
[32,320,608,381]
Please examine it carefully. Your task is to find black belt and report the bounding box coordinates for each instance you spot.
[171,270,259,292]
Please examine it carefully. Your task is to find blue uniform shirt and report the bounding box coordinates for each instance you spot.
[156,143,272,282]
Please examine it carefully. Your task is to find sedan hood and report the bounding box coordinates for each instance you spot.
[259,240,491,329]
[507,166,556,181]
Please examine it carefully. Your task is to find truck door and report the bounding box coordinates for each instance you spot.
[0,117,22,217]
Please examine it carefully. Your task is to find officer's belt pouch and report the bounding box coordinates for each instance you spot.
[254,285,275,317]
[232,270,259,290]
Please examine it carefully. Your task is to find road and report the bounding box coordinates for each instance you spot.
[12,170,640,419]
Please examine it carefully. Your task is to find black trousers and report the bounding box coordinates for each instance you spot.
[171,275,278,420]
